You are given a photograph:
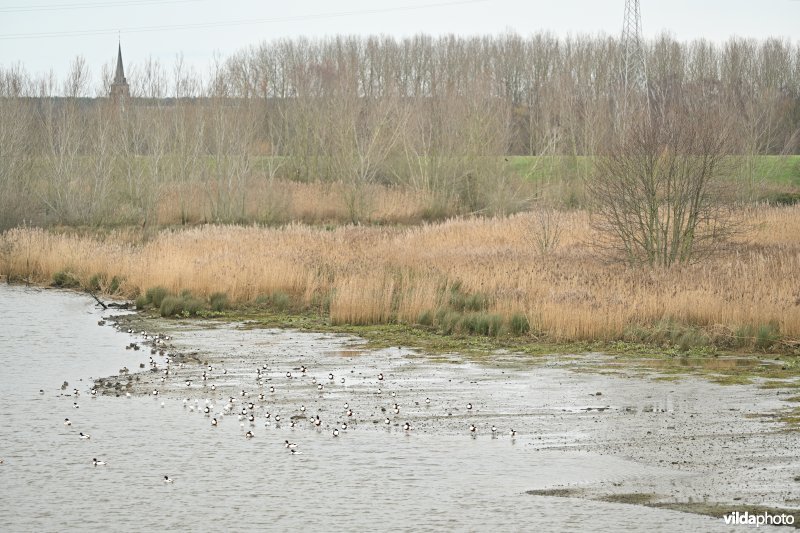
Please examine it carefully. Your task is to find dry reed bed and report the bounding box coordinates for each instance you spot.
[2,205,799,343]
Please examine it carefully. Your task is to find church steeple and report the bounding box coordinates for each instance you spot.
[114,42,126,84]
[110,40,130,101]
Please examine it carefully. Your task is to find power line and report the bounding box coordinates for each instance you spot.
[0,0,489,39]
[0,0,204,14]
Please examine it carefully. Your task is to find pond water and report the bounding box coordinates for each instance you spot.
[0,285,782,531]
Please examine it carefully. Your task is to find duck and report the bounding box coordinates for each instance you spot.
[332,428,339,437]
[269,386,275,393]
[313,416,321,427]
[285,372,291,379]
[377,373,384,381]
[300,365,307,373]
[328,373,334,380]
[317,384,323,391]
[341,423,348,430]
[245,431,254,439]
[466,403,472,411]
[300,405,306,412]
[73,402,79,409]
[510,429,517,437]
[163,475,173,483]
[289,421,296,428]
[346,409,353,417]
[469,424,476,433]
[403,422,411,431]
[425,397,431,405]
[211,418,218,427]
[79,432,91,439]
[491,426,497,434]
[384,417,391,425]
[258,393,265,401]
[64,418,72,426]
[284,440,298,450]
[274,415,281,422]
[211,384,216,391]
[93,458,106,466]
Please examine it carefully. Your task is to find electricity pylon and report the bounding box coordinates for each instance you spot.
[620,0,649,121]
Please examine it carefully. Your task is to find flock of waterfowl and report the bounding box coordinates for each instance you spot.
[60,318,520,481]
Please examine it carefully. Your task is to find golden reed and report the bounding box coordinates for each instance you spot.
[2,204,798,344]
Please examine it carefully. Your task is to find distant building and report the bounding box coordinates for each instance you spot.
[110,43,130,101]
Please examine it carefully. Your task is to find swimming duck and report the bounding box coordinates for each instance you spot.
[93,458,106,466]
[425,398,431,405]
[403,422,411,431]
[317,384,323,391]
[284,440,297,449]
[378,373,384,381]
[466,403,472,410]
[64,418,72,426]
[300,405,306,412]
[510,429,517,437]
[245,431,254,439]
[384,417,391,425]
[79,432,91,439]
[346,409,353,417]
[211,418,218,426]
[73,402,79,409]
[491,426,497,434]
[313,416,321,427]
[163,475,173,483]
[269,386,275,393]
[469,424,476,433]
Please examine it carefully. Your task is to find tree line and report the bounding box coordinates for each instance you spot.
[0,33,798,230]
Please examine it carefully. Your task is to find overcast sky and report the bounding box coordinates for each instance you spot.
[1,0,798,83]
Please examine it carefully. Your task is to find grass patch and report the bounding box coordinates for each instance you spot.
[209,292,229,312]
[52,270,80,288]
[145,286,169,308]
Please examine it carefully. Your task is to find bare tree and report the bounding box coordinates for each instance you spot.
[589,102,735,266]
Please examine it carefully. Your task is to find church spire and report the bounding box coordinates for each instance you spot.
[110,40,130,101]
[114,41,126,84]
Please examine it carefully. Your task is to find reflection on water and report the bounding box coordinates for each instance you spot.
[0,285,750,531]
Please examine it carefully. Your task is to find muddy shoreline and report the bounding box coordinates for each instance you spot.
[97,311,800,526]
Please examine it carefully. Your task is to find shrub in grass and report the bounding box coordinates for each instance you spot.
[145,286,169,308]
[487,314,503,336]
[464,293,488,312]
[509,313,530,335]
[417,310,434,326]
[272,292,290,312]
[159,295,184,317]
[108,276,122,294]
[52,270,80,288]
[183,297,205,316]
[87,273,104,292]
[209,292,229,312]
[134,295,149,309]
[755,323,780,350]
[440,311,462,335]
